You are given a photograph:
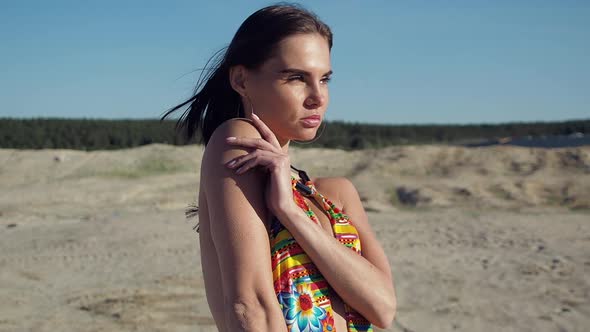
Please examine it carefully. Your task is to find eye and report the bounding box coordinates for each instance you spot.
[287,75,305,82]
[321,76,332,84]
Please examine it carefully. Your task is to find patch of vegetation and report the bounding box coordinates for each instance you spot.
[388,186,421,210]
[2,117,588,150]
[388,187,402,208]
[544,193,568,206]
[488,185,514,201]
[569,204,590,213]
[103,157,189,178]
[65,153,193,180]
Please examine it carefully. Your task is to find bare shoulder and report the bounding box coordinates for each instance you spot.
[205,118,260,152]
[312,176,358,210]
[201,118,265,187]
[202,118,261,166]
[213,117,260,138]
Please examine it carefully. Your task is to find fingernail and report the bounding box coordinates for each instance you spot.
[226,136,236,141]
[227,160,236,167]
[252,113,259,120]
[236,166,243,173]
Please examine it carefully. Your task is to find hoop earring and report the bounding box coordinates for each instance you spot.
[235,93,249,118]
[236,101,243,118]
[248,96,254,117]
[292,121,327,145]
[251,96,254,115]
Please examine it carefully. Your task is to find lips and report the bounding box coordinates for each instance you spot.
[301,115,322,128]
[302,115,321,121]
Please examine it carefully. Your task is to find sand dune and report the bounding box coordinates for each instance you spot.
[1,144,589,331]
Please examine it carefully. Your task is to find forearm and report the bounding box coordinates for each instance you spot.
[225,299,287,332]
[276,205,395,327]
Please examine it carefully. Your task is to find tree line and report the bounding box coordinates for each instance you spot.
[1,117,588,150]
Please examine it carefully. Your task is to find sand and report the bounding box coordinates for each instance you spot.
[1,143,589,332]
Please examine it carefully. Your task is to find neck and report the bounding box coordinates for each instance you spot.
[277,137,290,154]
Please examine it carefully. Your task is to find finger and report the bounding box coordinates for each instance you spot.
[226,150,259,169]
[250,113,281,149]
[235,156,262,174]
[234,150,276,174]
[225,136,275,151]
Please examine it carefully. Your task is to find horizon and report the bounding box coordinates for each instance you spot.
[1,1,589,125]
[2,116,588,128]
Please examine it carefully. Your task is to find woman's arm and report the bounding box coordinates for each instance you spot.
[203,119,287,332]
[274,177,396,329]
[222,113,395,328]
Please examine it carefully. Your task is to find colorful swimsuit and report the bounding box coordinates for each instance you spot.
[269,167,373,332]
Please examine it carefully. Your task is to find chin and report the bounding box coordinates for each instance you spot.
[293,130,319,142]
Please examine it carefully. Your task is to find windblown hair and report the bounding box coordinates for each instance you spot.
[161,3,332,232]
[160,3,332,145]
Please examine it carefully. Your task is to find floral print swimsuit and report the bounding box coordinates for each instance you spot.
[269,168,373,332]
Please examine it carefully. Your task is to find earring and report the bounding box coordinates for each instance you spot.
[236,101,243,117]
[246,95,255,117]
[236,94,249,118]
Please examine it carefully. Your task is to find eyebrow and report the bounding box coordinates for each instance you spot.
[278,68,333,76]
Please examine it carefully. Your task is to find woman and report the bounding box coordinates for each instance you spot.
[162,4,396,331]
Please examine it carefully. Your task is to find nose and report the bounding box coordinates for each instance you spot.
[304,82,327,109]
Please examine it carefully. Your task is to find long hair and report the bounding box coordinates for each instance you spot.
[162,3,333,232]
[160,3,333,145]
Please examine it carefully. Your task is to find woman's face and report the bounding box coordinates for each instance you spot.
[245,33,332,145]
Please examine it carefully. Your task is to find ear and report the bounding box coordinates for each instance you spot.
[229,65,248,97]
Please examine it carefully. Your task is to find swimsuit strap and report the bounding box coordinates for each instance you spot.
[290,175,372,331]
[292,177,363,254]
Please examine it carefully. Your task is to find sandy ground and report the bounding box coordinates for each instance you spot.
[1,143,589,332]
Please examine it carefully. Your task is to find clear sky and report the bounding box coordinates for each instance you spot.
[1,0,588,125]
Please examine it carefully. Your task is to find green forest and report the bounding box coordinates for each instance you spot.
[1,117,588,150]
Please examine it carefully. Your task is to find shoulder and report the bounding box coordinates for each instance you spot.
[312,176,358,210]
[201,118,264,183]
[209,117,261,146]
[203,118,260,163]
[312,176,353,188]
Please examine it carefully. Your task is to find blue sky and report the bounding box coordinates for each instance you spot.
[0,0,588,125]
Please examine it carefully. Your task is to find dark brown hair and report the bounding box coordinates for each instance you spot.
[161,3,333,145]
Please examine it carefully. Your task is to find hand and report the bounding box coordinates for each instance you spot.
[225,113,295,217]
